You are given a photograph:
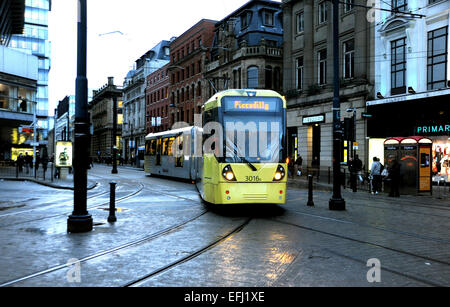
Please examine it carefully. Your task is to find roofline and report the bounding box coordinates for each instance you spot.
[170,19,218,46]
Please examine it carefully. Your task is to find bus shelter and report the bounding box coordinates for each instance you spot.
[384,137,433,195]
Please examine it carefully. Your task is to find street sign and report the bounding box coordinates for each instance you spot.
[362,113,373,119]
[30,142,39,146]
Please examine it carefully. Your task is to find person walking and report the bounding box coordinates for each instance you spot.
[388,159,401,197]
[295,155,303,176]
[17,154,24,173]
[370,157,382,194]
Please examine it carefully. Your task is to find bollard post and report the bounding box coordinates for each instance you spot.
[108,181,117,223]
[307,174,315,207]
[16,162,19,178]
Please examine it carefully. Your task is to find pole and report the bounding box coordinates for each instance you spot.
[329,0,346,211]
[68,0,93,233]
[307,174,315,207]
[108,181,117,223]
[112,96,118,174]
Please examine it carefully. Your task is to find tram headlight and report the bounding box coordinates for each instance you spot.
[222,165,237,181]
[273,165,285,181]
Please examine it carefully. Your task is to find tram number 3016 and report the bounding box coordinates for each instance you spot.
[245,176,262,182]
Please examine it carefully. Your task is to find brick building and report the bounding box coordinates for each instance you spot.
[145,63,170,134]
[168,19,217,126]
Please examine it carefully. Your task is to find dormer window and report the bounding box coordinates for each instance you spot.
[263,10,274,27]
[241,12,252,29]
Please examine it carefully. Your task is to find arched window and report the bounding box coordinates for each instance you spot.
[247,66,259,88]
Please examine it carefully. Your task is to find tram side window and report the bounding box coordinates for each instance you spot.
[156,139,162,165]
[146,140,156,156]
[162,138,169,156]
[175,135,184,167]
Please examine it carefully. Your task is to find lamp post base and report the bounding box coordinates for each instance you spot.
[67,214,93,233]
[329,198,346,211]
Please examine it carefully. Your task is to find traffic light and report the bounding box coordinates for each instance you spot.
[343,117,355,142]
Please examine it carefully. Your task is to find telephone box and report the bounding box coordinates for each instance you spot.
[384,137,433,195]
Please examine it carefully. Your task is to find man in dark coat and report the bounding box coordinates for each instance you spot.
[389,159,401,197]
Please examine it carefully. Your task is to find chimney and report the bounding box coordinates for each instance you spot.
[108,77,114,86]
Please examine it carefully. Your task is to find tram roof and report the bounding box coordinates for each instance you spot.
[145,126,195,140]
[203,89,286,111]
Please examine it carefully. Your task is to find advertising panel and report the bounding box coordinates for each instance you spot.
[56,141,73,167]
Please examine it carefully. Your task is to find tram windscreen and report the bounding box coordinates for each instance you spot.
[222,97,284,163]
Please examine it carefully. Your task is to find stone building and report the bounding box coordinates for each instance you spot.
[282,0,374,174]
[122,41,171,165]
[205,0,283,94]
[89,77,123,162]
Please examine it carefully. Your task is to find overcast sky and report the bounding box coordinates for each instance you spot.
[48,0,281,115]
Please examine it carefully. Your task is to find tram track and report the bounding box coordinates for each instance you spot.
[269,217,449,287]
[0,183,144,228]
[288,209,450,245]
[123,217,252,287]
[0,209,210,287]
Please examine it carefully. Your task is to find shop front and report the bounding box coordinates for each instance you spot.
[367,91,450,184]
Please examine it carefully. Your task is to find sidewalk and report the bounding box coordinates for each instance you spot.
[0,169,97,190]
[287,174,450,202]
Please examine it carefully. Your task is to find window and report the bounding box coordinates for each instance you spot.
[392,0,407,12]
[265,66,273,89]
[427,27,448,90]
[391,38,406,95]
[263,10,274,26]
[344,0,354,13]
[297,11,304,33]
[318,2,327,24]
[241,12,251,28]
[247,66,259,88]
[296,57,304,90]
[343,39,355,79]
[318,49,327,85]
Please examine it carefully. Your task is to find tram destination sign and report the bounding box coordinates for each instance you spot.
[223,97,282,112]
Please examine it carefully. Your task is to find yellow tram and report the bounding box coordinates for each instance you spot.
[145,89,287,205]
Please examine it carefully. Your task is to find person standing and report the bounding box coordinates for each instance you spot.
[370,157,382,194]
[388,159,401,197]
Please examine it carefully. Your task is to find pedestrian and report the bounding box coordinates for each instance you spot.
[370,157,382,194]
[34,155,40,177]
[17,154,24,173]
[348,157,357,192]
[42,155,48,180]
[288,155,295,179]
[24,152,30,174]
[295,155,303,176]
[388,159,401,197]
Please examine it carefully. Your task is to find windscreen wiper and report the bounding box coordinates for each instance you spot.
[241,156,257,172]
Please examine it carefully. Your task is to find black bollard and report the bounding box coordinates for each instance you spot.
[307,174,315,207]
[108,181,117,223]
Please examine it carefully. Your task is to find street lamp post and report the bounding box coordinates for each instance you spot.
[67,0,93,233]
[329,0,346,211]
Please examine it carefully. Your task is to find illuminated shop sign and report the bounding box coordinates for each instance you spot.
[223,97,281,112]
[303,114,325,125]
[416,124,450,135]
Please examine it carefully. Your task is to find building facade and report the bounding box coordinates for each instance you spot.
[54,95,75,143]
[0,44,38,161]
[8,0,52,139]
[122,41,171,165]
[367,0,449,182]
[205,0,283,94]
[89,77,123,162]
[168,19,217,126]
[146,63,171,134]
[282,0,374,174]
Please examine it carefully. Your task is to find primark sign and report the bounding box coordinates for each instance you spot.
[416,124,450,135]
